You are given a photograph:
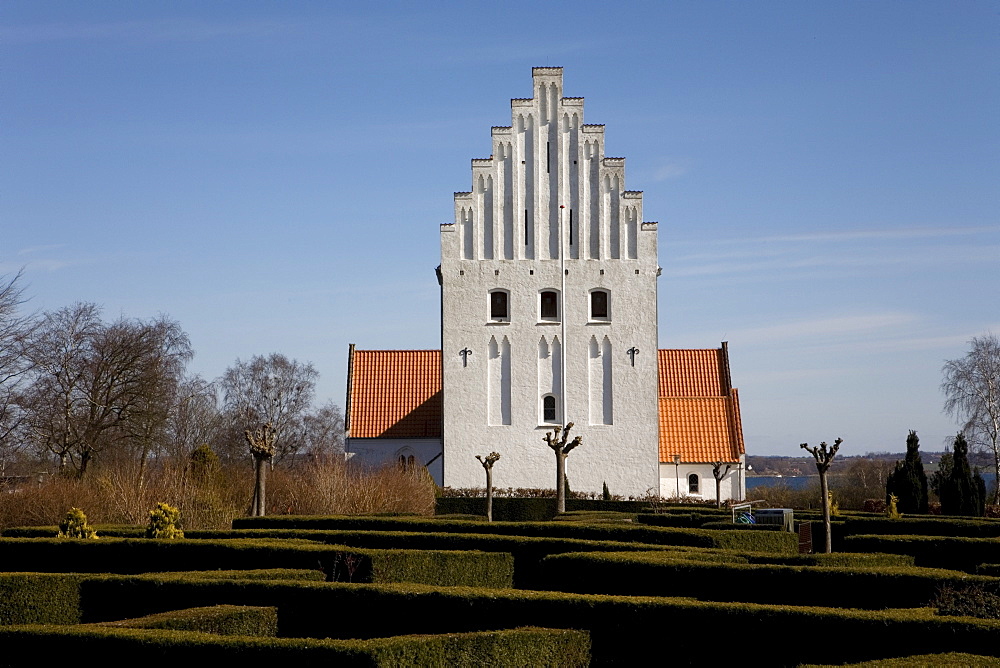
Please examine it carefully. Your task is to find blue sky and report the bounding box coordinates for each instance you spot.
[3,1,998,456]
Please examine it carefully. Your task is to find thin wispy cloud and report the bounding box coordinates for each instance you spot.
[651,162,687,181]
[684,226,999,247]
[17,244,66,256]
[1,18,304,45]
[725,312,917,346]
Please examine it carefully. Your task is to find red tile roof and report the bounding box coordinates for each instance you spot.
[657,348,744,463]
[346,345,744,463]
[658,349,727,396]
[347,349,441,438]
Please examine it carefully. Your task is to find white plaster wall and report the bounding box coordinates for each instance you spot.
[658,458,746,502]
[440,68,660,497]
[345,438,444,485]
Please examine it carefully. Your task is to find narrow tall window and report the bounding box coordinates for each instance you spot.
[490,290,509,320]
[688,473,700,495]
[540,291,559,320]
[591,290,609,319]
[543,395,556,423]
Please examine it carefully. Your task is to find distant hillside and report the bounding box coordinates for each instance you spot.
[746,451,988,477]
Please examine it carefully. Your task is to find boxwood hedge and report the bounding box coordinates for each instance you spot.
[72,576,1000,666]
[0,624,590,667]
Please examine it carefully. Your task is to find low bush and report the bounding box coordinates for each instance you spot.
[931,583,1000,619]
[58,508,97,539]
[146,503,184,539]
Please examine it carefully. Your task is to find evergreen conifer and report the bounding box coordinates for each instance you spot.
[940,433,984,516]
[886,430,929,514]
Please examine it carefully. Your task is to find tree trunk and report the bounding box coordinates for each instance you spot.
[485,467,494,522]
[820,470,832,553]
[254,456,267,517]
[715,477,722,509]
[993,446,1000,506]
[555,451,566,514]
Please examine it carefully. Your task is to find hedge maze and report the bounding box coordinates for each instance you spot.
[4,502,1000,666]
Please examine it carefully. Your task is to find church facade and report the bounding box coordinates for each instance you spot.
[345,68,746,501]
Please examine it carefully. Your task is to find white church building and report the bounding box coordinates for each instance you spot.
[345,68,745,501]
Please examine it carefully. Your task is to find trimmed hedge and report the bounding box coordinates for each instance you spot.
[0,538,514,588]
[0,573,85,625]
[434,498,670,519]
[841,516,1000,538]
[804,653,1000,667]
[0,624,590,667]
[92,605,279,636]
[3,525,145,538]
[72,575,1000,666]
[228,515,797,552]
[747,552,914,568]
[536,550,986,608]
[636,513,725,528]
[843,534,1000,572]
[167,568,326,582]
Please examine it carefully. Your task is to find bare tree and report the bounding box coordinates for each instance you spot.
[220,353,318,463]
[942,334,1000,503]
[301,399,345,461]
[543,422,582,514]
[475,451,500,521]
[801,438,842,553]
[164,374,222,461]
[21,304,192,476]
[0,270,32,468]
[711,461,731,509]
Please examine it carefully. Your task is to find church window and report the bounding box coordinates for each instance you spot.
[542,394,557,423]
[540,290,559,320]
[591,290,609,320]
[688,473,700,495]
[490,290,509,321]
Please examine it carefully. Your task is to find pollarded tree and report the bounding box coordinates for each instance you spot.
[543,422,582,514]
[221,353,317,516]
[885,430,929,514]
[475,451,500,522]
[942,334,1000,503]
[801,438,842,553]
[711,461,732,509]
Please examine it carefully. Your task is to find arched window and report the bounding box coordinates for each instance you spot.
[490,290,509,321]
[540,290,559,320]
[542,394,557,423]
[590,289,609,320]
[688,473,700,495]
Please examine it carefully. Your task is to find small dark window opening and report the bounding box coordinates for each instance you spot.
[543,395,556,422]
[490,291,508,320]
[591,291,609,319]
[540,291,558,319]
[688,473,699,494]
[399,455,416,472]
